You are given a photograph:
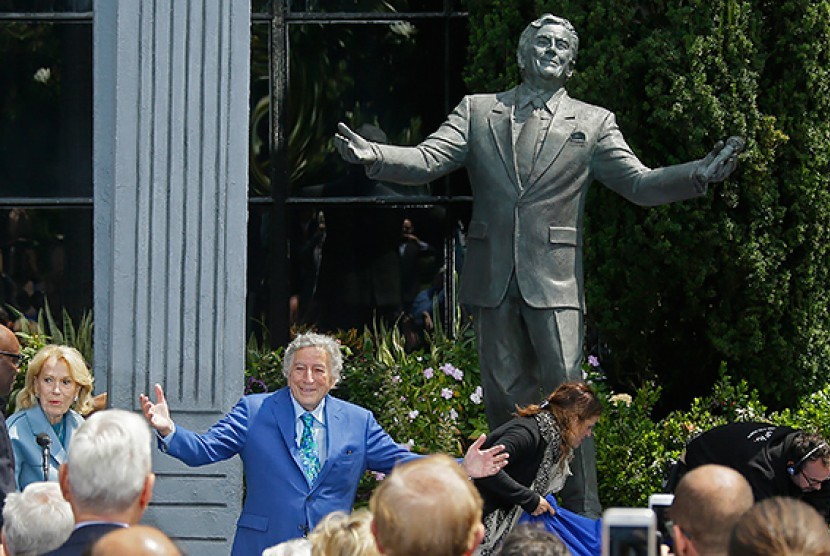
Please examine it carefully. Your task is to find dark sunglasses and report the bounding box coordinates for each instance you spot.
[0,350,23,366]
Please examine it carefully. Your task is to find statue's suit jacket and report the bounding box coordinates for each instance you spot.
[367,89,707,310]
[7,405,84,490]
[160,387,417,556]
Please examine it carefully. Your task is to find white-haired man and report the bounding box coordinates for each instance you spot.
[45,409,155,556]
[2,481,74,556]
[141,332,508,556]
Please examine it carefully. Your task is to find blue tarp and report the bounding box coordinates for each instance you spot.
[519,494,602,556]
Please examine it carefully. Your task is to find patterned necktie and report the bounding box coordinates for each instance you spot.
[299,413,321,484]
[515,97,544,186]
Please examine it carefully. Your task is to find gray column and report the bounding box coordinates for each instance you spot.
[93,1,250,553]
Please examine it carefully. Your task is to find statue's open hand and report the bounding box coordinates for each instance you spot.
[695,136,744,184]
[334,122,378,164]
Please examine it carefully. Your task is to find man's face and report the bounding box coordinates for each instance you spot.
[793,459,830,492]
[288,346,335,411]
[522,24,575,86]
[0,328,21,398]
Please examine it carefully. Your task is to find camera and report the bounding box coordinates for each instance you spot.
[648,493,675,550]
[602,508,657,556]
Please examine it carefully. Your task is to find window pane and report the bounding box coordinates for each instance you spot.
[0,0,92,13]
[0,208,92,326]
[294,205,446,333]
[287,0,450,13]
[282,19,468,197]
[0,22,92,197]
[250,22,270,197]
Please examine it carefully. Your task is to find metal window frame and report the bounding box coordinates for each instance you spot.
[254,1,470,345]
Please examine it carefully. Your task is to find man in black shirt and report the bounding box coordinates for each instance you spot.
[668,422,830,521]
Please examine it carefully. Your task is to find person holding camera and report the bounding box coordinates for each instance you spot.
[473,382,602,555]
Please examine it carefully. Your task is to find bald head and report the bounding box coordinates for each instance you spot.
[0,324,20,398]
[670,465,753,555]
[90,526,181,556]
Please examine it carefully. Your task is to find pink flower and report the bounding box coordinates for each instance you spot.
[424,367,434,379]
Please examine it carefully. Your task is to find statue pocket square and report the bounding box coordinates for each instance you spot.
[569,131,586,143]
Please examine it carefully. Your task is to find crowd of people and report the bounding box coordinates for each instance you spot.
[1,324,830,555]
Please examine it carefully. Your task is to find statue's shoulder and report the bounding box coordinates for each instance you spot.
[561,94,613,118]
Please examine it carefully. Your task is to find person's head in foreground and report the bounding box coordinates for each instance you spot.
[669,464,753,556]
[308,508,379,556]
[728,496,830,556]
[1,481,74,556]
[90,525,182,556]
[261,537,312,556]
[517,381,602,451]
[370,454,484,556]
[495,523,570,556]
[60,409,154,524]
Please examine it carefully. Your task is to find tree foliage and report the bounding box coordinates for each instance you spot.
[465,0,830,409]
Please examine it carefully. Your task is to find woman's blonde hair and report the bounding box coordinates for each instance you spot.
[308,509,379,556]
[516,381,602,451]
[15,344,95,416]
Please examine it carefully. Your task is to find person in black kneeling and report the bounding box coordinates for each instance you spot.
[667,422,830,522]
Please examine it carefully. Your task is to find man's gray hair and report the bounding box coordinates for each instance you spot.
[282,332,344,384]
[66,409,152,514]
[516,14,580,72]
[2,482,73,556]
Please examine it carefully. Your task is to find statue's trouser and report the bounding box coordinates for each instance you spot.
[473,277,602,518]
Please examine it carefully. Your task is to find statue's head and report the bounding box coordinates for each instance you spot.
[517,14,579,88]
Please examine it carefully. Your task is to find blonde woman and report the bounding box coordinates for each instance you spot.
[7,345,94,489]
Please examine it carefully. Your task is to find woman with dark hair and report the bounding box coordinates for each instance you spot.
[474,381,602,555]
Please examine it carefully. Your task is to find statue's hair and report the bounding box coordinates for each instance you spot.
[517,14,579,74]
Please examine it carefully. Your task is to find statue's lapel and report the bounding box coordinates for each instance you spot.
[487,90,521,192]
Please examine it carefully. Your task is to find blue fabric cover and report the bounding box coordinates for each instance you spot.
[519,494,602,556]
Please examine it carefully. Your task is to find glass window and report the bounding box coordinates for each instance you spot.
[284,19,468,197]
[253,0,465,14]
[0,1,92,13]
[0,208,92,325]
[0,21,93,198]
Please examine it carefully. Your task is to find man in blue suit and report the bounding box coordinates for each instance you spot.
[335,13,742,518]
[140,332,508,556]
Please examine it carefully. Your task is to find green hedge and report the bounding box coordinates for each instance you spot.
[246,327,830,508]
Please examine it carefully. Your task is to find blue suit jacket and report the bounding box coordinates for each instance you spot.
[7,405,84,490]
[160,388,417,556]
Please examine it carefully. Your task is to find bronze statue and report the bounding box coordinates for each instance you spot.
[335,14,741,517]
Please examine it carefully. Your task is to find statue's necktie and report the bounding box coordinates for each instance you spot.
[516,98,544,186]
[299,413,321,484]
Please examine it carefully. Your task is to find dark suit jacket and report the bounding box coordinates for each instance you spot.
[160,388,419,556]
[368,88,706,310]
[0,408,16,530]
[474,416,563,515]
[45,522,125,556]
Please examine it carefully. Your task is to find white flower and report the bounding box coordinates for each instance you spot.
[408,410,419,420]
[470,386,483,405]
[33,67,51,84]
